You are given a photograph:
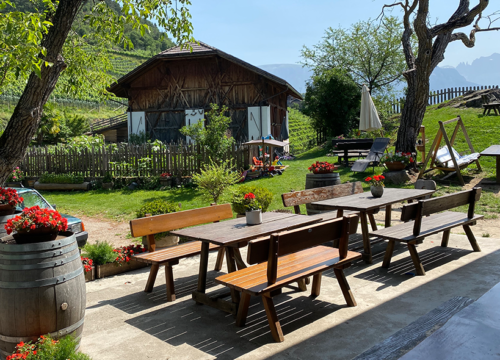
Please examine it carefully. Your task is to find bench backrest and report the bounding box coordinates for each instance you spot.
[482,94,490,104]
[246,214,358,285]
[129,204,233,251]
[401,187,481,236]
[281,182,363,214]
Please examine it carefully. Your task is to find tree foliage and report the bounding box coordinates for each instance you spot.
[301,16,406,95]
[303,69,361,137]
[181,104,235,161]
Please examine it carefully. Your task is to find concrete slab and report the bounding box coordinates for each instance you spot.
[82,232,500,360]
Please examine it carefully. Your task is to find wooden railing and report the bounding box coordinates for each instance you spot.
[21,143,249,178]
[390,85,500,114]
[91,113,128,132]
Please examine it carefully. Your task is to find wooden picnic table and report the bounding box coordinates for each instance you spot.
[480,145,500,183]
[170,212,322,314]
[310,188,435,264]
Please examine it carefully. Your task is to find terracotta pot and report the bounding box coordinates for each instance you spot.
[370,186,384,198]
[0,203,15,216]
[246,209,262,225]
[13,227,60,244]
[384,161,406,171]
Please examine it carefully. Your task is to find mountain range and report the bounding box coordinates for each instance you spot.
[259,53,500,95]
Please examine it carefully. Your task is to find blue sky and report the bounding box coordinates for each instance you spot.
[188,0,499,68]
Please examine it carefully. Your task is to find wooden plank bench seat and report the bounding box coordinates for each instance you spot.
[370,187,483,275]
[129,204,233,302]
[216,215,361,342]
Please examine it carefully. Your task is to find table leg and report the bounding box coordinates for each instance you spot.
[225,247,241,304]
[196,242,210,295]
[385,205,392,228]
[496,156,500,184]
[344,149,349,167]
[359,211,373,264]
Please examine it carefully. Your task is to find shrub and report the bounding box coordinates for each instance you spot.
[8,334,91,360]
[82,241,116,265]
[102,172,113,183]
[7,167,24,182]
[136,200,181,218]
[193,159,240,204]
[232,185,273,215]
[39,173,84,184]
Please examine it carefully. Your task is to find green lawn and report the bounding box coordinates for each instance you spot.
[42,105,500,222]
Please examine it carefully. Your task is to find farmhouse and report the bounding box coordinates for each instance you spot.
[104,41,302,143]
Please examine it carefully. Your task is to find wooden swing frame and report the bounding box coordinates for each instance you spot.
[418,116,481,186]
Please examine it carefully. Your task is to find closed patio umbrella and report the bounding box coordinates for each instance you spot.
[359,84,382,132]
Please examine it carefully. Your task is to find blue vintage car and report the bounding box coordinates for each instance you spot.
[12,188,88,248]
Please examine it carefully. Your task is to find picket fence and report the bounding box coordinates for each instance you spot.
[21,143,249,178]
[390,85,500,114]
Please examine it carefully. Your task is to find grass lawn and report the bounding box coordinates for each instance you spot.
[42,105,500,222]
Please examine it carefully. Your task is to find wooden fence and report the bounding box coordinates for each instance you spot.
[390,85,500,114]
[21,143,249,178]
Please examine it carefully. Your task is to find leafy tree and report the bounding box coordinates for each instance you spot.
[301,16,406,95]
[193,159,241,204]
[0,0,193,183]
[36,103,62,145]
[181,104,235,162]
[303,69,361,137]
[382,0,500,152]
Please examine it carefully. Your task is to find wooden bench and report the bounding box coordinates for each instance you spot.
[370,188,483,275]
[216,214,361,342]
[129,204,233,301]
[282,182,379,233]
[482,94,500,115]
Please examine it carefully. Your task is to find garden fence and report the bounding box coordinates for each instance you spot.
[21,143,249,178]
[390,85,500,114]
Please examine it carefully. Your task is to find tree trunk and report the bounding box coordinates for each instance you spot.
[0,0,84,184]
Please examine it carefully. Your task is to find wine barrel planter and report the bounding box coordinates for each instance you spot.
[305,172,341,216]
[0,232,85,359]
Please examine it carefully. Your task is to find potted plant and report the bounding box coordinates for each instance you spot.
[365,175,385,198]
[308,161,337,174]
[6,167,24,187]
[136,200,182,249]
[81,256,95,282]
[160,172,173,187]
[231,185,273,216]
[0,187,23,216]
[381,152,414,171]
[5,206,68,243]
[244,192,262,225]
[102,171,113,190]
[7,334,91,360]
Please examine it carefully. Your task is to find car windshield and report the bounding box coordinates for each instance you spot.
[18,191,52,210]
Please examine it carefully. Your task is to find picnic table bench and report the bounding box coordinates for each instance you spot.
[333,139,374,167]
[216,215,361,342]
[370,188,483,275]
[129,204,233,302]
[482,94,500,115]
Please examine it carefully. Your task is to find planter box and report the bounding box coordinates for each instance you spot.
[34,181,90,191]
[102,182,113,190]
[6,182,22,188]
[85,266,95,282]
[96,261,148,279]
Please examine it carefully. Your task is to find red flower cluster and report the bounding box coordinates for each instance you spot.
[7,336,57,360]
[81,257,93,273]
[4,206,68,235]
[308,161,336,174]
[244,193,256,200]
[365,175,385,186]
[113,244,146,265]
[0,187,23,207]
[160,172,172,178]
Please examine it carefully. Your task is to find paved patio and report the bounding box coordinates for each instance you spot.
[82,231,500,360]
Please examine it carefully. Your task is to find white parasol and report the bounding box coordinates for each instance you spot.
[359,84,382,132]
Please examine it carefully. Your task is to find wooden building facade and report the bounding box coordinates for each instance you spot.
[108,42,302,143]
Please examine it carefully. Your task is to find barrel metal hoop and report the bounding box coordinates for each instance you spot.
[0,266,83,289]
[0,242,78,260]
[0,251,81,271]
[0,234,75,252]
[0,317,84,343]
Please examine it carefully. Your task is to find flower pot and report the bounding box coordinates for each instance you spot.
[156,235,180,248]
[370,185,384,198]
[385,161,406,171]
[85,266,96,282]
[312,170,334,174]
[102,182,113,190]
[96,261,148,279]
[13,227,60,244]
[0,203,15,216]
[160,178,172,187]
[245,209,262,225]
[6,182,22,188]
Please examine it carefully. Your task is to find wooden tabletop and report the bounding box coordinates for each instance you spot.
[311,188,435,212]
[480,145,500,156]
[170,212,322,246]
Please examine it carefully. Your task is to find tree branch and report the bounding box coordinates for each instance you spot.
[430,0,489,37]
